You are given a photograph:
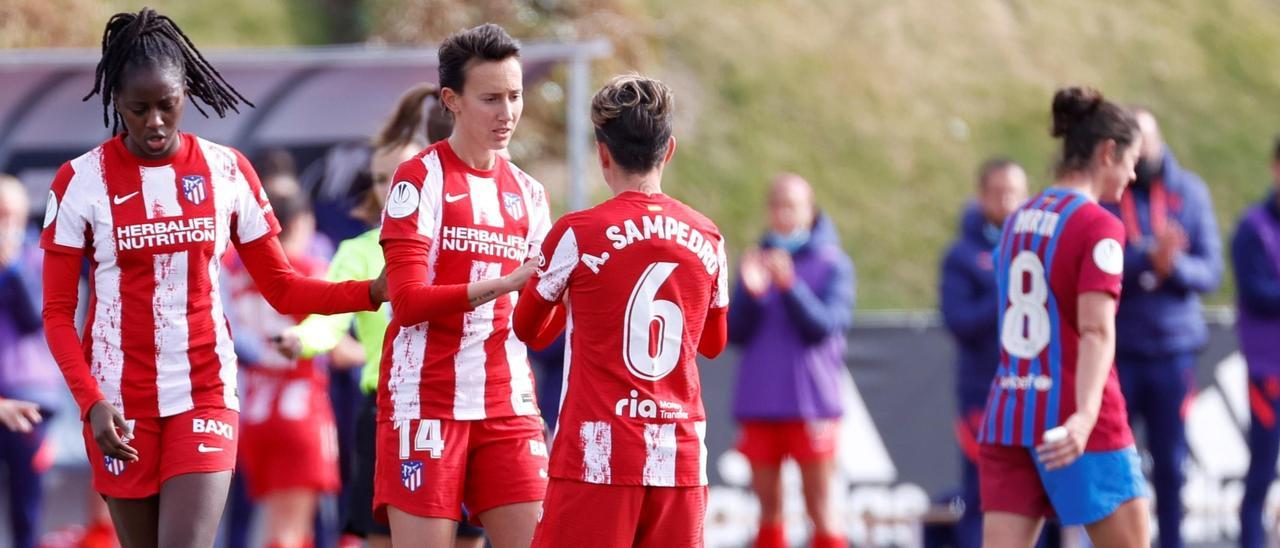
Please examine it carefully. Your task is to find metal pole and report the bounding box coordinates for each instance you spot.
[566,53,590,212]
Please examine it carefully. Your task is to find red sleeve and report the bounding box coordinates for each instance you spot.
[698,306,728,358]
[513,278,567,350]
[236,235,376,315]
[230,150,282,246]
[1076,210,1126,299]
[383,238,471,325]
[41,250,103,420]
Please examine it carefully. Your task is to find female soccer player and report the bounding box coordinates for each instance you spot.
[279,83,486,548]
[978,87,1149,547]
[40,9,386,547]
[514,74,730,548]
[373,24,550,548]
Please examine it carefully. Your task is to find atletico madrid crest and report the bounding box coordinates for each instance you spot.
[182,175,207,205]
[401,460,423,492]
[104,455,126,476]
[502,192,525,221]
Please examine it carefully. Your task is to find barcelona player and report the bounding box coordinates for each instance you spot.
[979,87,1149,547]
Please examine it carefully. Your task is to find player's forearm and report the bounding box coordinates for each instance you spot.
[698,306,729,358]
[466,276,521,308]
[240,237,376,315]
[513,283,566,350]
[384,240,472,325]
[42,250,105,420]
[1074,322,1114,422]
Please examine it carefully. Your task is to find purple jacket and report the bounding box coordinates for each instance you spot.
[1232,193,1280,376]
[729,214,855,420]
[0,235,62,407]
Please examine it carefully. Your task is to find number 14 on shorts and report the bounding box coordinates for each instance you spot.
[396,419,444,459]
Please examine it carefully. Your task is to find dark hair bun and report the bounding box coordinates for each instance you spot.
[1051,87,1104,137]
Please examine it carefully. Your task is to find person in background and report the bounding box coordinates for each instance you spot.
[729,173,856,548]
[939,158,1027,548]
[1234,138,1280,548]
[0,175,62,548]
[224,190,342,548]
[1105,107,1222,548]
[278,82,487,548]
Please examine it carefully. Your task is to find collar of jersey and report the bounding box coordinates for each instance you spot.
[439,139,501,178]
[112,132,190,168]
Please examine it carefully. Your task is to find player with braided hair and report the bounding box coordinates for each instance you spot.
[40,8,387,547]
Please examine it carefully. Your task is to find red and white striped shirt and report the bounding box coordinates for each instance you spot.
[524,191,729,487]
[41,133,374,419]
[378,140,552,422]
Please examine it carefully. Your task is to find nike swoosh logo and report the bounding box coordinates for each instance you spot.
[444,193,468,203]
[113,192,140,205]
[197,443,223,453]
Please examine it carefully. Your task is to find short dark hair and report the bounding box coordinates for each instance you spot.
[438,24,520,94]
[1272,135,1280,163]
[591,75,675,174]
[977,157,1019,190]
[1051,86,1139,176]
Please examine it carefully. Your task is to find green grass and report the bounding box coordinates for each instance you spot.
[15,0,1280,308]
[639,0,1280,308]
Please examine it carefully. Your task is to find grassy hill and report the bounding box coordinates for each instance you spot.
[9,0,1280,308]
[644,0,1280,308]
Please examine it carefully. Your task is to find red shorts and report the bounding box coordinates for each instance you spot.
[83,407,238,499]
[373,414,548,523]
[978,444,1054,519]
[532,479,707,548]
[239,377,339,499]
[737,419,839,466]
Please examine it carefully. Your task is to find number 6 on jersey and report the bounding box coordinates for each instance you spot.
[623,261,684,381]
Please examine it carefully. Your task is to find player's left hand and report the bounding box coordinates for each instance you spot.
[1035,412,1094,471]
[370,267,389,304]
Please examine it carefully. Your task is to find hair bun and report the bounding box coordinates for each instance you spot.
[1051,86,1104,137]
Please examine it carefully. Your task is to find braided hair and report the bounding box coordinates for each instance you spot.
[84,8,253,133]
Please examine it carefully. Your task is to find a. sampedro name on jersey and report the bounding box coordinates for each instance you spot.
[378,140,551,422]
[980,187,1133,451]
[531,191,728,487]
[40,133,280,419]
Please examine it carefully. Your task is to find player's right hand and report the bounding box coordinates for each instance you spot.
[0,398,42,433]
[89,400,139,462]
[1034,412,1094,471]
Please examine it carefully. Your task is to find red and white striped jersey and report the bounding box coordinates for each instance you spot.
[378,140,551,422]
[531,191,729,487]
[41,133,280,419]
